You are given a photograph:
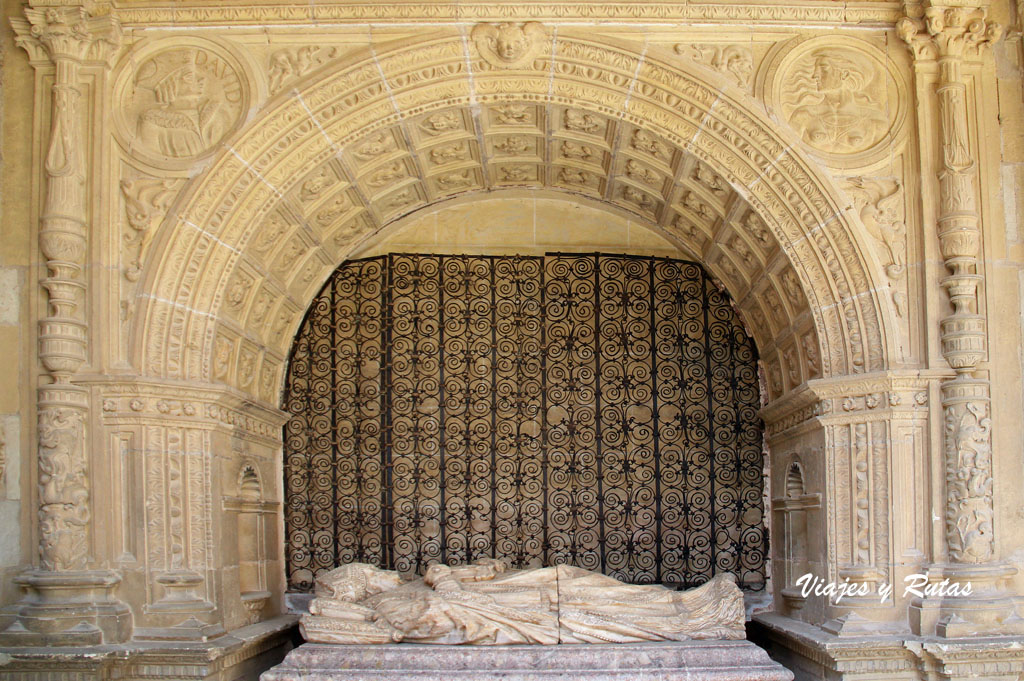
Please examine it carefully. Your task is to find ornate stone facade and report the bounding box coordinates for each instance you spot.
[0,1,1022,679]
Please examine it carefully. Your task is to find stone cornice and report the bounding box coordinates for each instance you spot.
[86,375,289,443]
[48,0,904,28]
[760,370,947,437]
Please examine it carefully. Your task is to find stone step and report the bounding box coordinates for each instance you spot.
[261,641,794,681]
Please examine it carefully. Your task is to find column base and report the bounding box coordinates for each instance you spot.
[0,616,300,681]
[133,569,226,642]
[0,569,131,645]
[908,563,1024,637]
[751,613,1024,681]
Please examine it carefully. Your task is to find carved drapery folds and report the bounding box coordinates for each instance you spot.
[899,4,1000,566]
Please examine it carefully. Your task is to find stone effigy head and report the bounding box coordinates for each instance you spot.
[314,562,404,603]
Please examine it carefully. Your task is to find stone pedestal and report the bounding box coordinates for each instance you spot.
[260,641,795,681]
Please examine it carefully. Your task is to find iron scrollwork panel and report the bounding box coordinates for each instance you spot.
[283,252,765,592]
[284,258,386,591]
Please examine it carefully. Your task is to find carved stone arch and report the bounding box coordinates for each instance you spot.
[131,28,896,403]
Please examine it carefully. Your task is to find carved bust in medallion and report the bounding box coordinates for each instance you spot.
[765,37,905,166]
[116,39,248,166]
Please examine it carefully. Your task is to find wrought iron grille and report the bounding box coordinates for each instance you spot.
[283,253,766,592]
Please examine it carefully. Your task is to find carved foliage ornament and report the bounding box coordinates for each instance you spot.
[944,399,994,562]
[269,46,340,94]
[841,177,908,318]
[38,408,89,571]
[121,177,183,281]
[472,22,548,69]
[676,44,752,89]
[115,38,249,166]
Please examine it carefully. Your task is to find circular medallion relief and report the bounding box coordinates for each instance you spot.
[114,37,249,168]
[763,36,906,168]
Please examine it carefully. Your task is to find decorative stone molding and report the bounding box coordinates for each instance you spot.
[96,378,288,446]
[110,3,903,27]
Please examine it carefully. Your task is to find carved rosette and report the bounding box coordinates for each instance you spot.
[900,3,1001,566]
[11,7,121,577]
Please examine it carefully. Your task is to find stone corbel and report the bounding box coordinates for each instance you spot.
[1,6,130,646]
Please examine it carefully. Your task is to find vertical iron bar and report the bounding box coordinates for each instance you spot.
[330,274,340,570]
[594,254,606,574]
[702,271,715,580]
[490,256,498,559]
[439,257,447,566]
[382,254,393,570]
[540,258,549,568]
[650,259,662,584]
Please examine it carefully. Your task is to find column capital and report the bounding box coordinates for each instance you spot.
[10,6,121,67]
[898,3,1003,61]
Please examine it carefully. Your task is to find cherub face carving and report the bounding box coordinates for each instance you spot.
[472,22,547,69]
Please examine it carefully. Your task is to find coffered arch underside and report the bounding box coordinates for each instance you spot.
[132,30,894,405]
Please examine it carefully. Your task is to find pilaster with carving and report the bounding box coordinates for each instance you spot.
[2,6,130,645]
[899,2,1021,637]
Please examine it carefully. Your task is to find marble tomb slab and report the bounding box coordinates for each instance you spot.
[260,640,795,681]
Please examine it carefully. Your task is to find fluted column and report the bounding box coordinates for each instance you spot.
[1,6,129,645]
[899,2,1021,637]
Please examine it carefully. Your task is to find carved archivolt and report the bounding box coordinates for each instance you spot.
[129,30,893,403]
[762,36,907,169]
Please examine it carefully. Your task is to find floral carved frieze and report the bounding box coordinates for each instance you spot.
[764,36,907,168]
[113,36,250,169]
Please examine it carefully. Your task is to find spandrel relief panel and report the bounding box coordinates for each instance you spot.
[283,253,765,592]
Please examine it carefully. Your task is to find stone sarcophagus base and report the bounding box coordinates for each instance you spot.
[260,641,795,681]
